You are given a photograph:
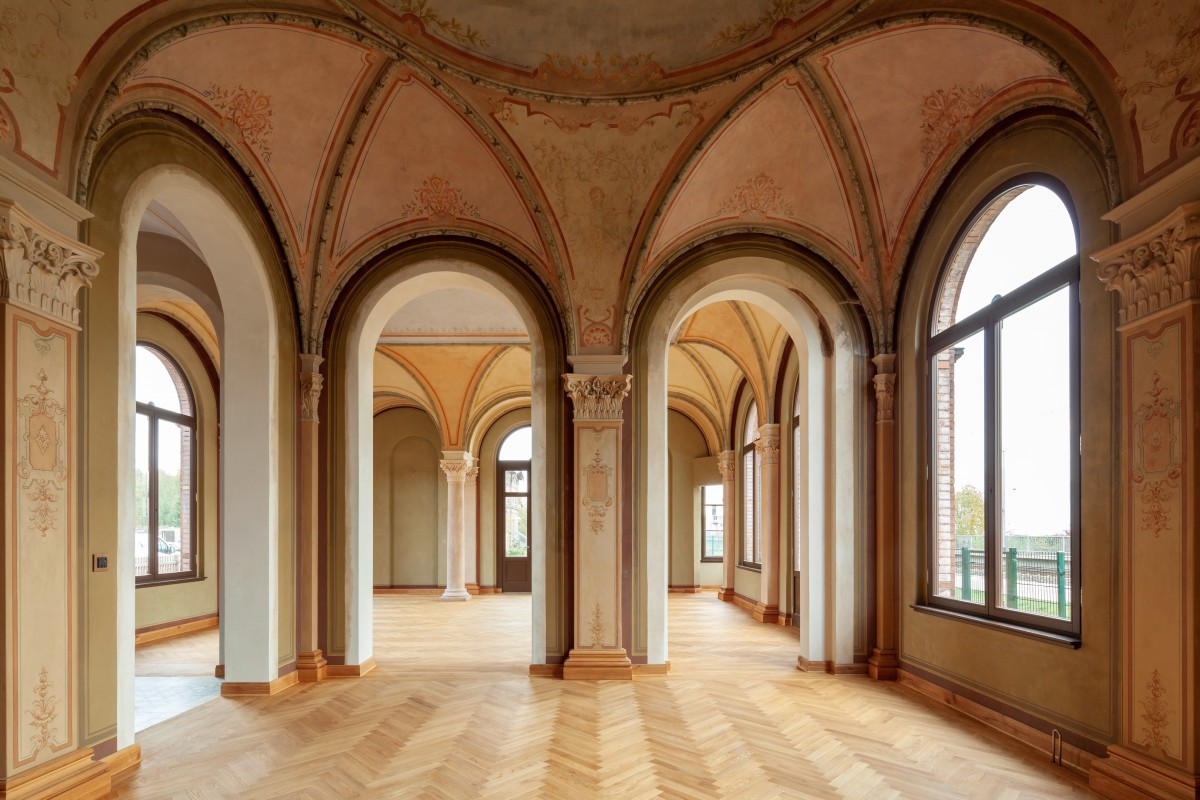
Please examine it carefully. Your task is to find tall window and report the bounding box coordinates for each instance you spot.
[135,344,198,584]
[701,485,723,561]
[928,184,1079,634]
[498,426,531,559]
[742,400,761,566]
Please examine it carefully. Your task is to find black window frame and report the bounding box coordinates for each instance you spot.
[135,343,200,586]
[925,180,1081,638]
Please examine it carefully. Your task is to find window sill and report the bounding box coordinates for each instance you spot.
[737,562,762,573]
[136,575,206,589]
[700,557,723,563]
[911,603,1080,649]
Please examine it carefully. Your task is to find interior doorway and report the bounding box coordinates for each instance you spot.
[496,426,532,593]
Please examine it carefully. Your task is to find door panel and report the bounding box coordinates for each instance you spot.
[497,461,532,593]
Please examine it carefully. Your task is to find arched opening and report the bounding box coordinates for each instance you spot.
[324,250,567,672]
[633,248,868,671]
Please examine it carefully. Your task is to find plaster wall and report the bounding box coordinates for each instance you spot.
[372,407,445,587]
[668,411,708,588]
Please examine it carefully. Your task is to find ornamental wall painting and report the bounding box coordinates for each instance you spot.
[1132,370,1182,540]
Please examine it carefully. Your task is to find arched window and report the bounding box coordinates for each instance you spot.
[928,183,1079,634]
[497,425,532,593]
[135,344,198,584]
[742,399,761,567]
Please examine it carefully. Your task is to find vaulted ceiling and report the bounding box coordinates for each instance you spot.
[3,1,1196,355]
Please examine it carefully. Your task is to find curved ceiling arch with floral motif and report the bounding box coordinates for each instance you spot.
[0,0,1195,360]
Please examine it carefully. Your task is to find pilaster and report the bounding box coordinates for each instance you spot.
[869,354,899,681]
[0,199,109,797]
[465,465,480,593]
[296,354,327,682]
[562,372,633,680]
[440,452,474,601]
[1090,202,1200,799]
[716,450,737,602]
[753,424,781,623]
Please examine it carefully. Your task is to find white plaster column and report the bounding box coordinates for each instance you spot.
[440,452,473,601]
[1090,203,1200,798]
[465,464,480,593]
[0,199,109,793]
[754,424,781,623]
[716,450,737,601]
[562,369,634,680]
[296,354,327,681]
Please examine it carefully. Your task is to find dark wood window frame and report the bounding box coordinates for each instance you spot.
[924,186,1081,639]
[135,343,200,586]
[740,401,761,570]
[700,484,723,562]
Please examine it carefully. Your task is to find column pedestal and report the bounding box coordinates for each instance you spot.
[868,354,899,681]
[562,371,633,680]
[1090,204,1200,798]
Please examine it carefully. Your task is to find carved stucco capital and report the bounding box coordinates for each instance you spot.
[1095,202,1200,326]
[0,200,102,328]
[562,373,632,421]
[299,354,325,423]
[755,424,781,466]
[717,450,737,481]
[440,454,475,482]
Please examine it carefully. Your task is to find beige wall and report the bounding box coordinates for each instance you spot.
[668,411,708,588]
[134,314,219,630]
[373,407,445,587]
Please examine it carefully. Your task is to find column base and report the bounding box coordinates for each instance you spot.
[0,748,110,800]
[1090,746,1200,799]
[752,602,780,623]
[717,587,734,601]
[562,648,633,680]
[296,649,328,682]
[867,648,899,681]
[440,588,471,601]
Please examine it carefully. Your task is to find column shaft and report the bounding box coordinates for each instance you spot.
[869,355,898,680]
[440,453,473,601]
[717,451,737,601]
[296,355,327,682]
[465,466,479,594]
[754,424,781,623]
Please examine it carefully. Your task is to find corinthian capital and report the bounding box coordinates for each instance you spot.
[440,454,475,482]
[563,373,632,421]
[755,424,781,466]
[299,354,325,422]
[0,200,102,327]
[1095,202,1200,326]
[717,450,737,480]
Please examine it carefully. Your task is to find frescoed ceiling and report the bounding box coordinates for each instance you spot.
[0,0,1196,355]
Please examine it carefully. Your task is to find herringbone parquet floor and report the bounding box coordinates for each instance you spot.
[114,594,1097,799]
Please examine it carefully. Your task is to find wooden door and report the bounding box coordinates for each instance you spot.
[497,459,532,593]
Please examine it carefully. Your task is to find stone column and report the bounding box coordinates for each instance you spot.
[465,464,480,594]
[869,354,898,680]
[296,354,327,682]
[562,372,633,680]
[754,424,781,623]
[1090,203,1200,798]
[0,200,109,795]
[716,450,737,601]
[440,452,473,601]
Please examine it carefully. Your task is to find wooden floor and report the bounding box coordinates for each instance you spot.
[115,594,1097,799]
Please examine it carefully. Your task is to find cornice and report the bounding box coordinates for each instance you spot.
[0,200,102,327]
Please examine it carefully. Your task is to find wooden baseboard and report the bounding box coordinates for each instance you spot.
[326,656,377,678]
[633,661,670,676]
[752,602,780,623]
[729,591,757,613]
[797,656,832,673]
[0,748,109,800]
[296,650,328,683]
[135,613,218,645]
[476,586,501,594]
[1090,745,1200,799]
[529,664,563,678]
[668,585,702,593]
[103,743,142,785]
[563,649,634,680]
[897,668,1097,779]
[374,586,442,595]
[221,671,299,696]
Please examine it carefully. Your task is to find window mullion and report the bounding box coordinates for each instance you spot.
[148,414,159,581]
[983,311,998,616]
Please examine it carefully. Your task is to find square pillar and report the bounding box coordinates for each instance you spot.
[1090,203,1200,799]
[562,372,633,680]
[0,200,109,797]
[717,450,737,601]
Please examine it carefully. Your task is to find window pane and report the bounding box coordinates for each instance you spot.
[794,425,802,572]
[498,426,532,461]
[136,346,185,413]
[743,450,754,563]
[702,485,723,559]
[135,414,150,578]
[933,330,985,605]
[505,469,528,494]
[938,186,1076,332]
[156,420,192,575]
[505,497,528,557]
[998,287,1071,619]
[744,402,759,444]
[754,448,762,563]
